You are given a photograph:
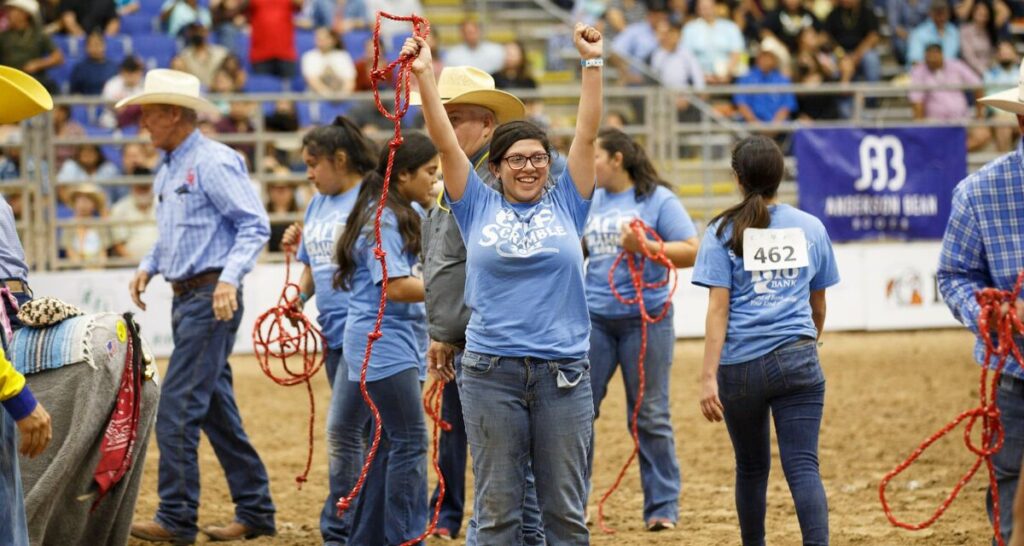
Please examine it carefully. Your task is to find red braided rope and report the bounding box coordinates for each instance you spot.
[336,14,447,546]
[252,243,326,488]
[879,270,1024,546]
[597,218,679,534]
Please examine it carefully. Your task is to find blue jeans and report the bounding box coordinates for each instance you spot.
[1,410,28,546]
[459,351,593,546]
[321,347,362,545]
[588,311,680,522]
[718,339,828,546]
[154,285,275,540]
[326,366,429,545]
[435,352,544,541]
[987,375,1024,545]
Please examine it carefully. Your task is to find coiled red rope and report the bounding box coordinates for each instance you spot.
[335,12,448,546]
[879,270,1024,546]
[597,218,679,534]
[252,244,326,488]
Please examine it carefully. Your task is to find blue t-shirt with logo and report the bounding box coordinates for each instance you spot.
[296,185,361,349]
[691,204,840,364]
[448,168,593,360]
[584,185,697,318]
[342,207,427,382]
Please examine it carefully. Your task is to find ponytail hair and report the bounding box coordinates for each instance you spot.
[597,128,670,199]
[709,135,784,255]
[333,131,438,290]
[301,115,378,175]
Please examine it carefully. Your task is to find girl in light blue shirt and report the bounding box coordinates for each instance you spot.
[583,128,698,531]
[693,135,839,546]
[331,131,438,545]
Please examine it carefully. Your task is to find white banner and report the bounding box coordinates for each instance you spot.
[25,242,963,356]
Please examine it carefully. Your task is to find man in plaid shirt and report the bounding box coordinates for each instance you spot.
[938,57,1024,545]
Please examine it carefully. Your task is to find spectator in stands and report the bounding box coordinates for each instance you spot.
[794,26,841,120]
[761,0,822,53]
[214,100,256,166]
[116,0,139,16]
[209,67,236,115]
[732,0,766,44]
[984,39,1019,151]
[160,0,212,38]
[666,0,687,25]
[338,0,369,33]
[907,0,960,68]
[220,53,248,89]
[248,0,302,79]
[366,0,424,49]
[56,144,121,204]
[53,104,85,164]
[265,182,298,252]
[734,38,797,127]
[888,0,932,65]
[611,1,668,68]
[960,0,999,75]
[651,20,705,121]
[954,0,1011,26]
[109,181,158,261]
[909,43,990,151]
[301,26,356,97]
[58,0,118,36]
[603,0,648,39]
[266,99,299,132]
[69,31,120,95]
[0,0,63,92]
[172,23,229,88]
[824,0,880,86]
[100,56,145,129]
[682,0,745,84]
[121,140,160,175]
[210,0,246,50]
[491,41,537,90]
[443,19,505,75]
[60,183,116,267]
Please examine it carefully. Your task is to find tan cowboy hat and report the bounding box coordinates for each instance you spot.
[0,65,52,124]
[70,183,107,213]
[980,58,1024,115]
[410,66,525,124]
[115,69,219,115]
[4,0,38,17]
[759,37,791,69]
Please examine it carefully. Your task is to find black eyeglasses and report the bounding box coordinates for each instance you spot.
[503,153,551,170]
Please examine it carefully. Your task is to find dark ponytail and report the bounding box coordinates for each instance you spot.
[597,128,670,199]
[710,135,784,255]
[333,131,438,290]
[301,115,378,175]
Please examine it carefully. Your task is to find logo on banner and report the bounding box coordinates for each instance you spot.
[854,135,905,192]
[884,267,941,307]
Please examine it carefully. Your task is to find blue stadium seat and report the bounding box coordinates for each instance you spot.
[101,143,123,171]
[289,71,306,93]
[120,13,155,35]
[136,0,163,17]
[53,35,83,61]
[296,100,312,128]
[48,63,73,94]
[341,29,371,58]
[84,126,113,137]
[389,33,411,61]
[228,32,251,68]
[133,34,177,68]
[244,74,285,93]
[296,29,315,55]
[105,36,128,62]
[317,100,351,124]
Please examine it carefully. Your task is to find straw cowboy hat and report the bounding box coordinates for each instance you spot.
[759,37,791,70]
[979,58,1024,116]
[410,66,525,124]
[115,69,219,115]
[70,183,107,214]
[4,0,38,17]
[0,65,52,124]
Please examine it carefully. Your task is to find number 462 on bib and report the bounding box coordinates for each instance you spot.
[742,228,810,272]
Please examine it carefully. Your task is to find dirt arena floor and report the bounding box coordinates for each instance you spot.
[128,329,999,545]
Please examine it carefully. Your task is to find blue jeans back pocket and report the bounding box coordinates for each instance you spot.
[718,363,748,401]
[775,339,824,389]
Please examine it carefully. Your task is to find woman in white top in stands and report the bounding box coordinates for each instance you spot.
[301,27,356,97]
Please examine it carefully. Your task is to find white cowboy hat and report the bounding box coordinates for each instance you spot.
[4,0,38,17]
[115,69,219,115]
[410,66,525,124]
[979,58,1024,115]
[0,65,51,124]
[759,37,791,69]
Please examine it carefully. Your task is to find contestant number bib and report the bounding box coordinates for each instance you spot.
[743,228,809,272]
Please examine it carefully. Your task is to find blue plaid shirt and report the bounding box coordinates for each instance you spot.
[938,140,1024,378]
[139,130,269,287]
[0,195,28,282]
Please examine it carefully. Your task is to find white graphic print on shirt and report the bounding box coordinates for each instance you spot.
[478,203,570,258]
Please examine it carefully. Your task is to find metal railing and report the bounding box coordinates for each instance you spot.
[0,80,1010,271]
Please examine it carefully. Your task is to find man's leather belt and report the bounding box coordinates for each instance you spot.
[2,279,30,295]
[171,270,222,297]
